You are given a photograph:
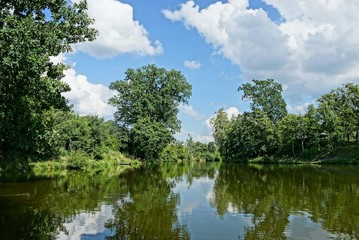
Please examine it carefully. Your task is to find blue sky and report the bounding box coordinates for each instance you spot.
[56,0,359,142]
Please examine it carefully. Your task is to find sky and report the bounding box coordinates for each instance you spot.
[54,0,359,143]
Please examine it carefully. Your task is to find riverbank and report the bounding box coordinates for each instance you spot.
[0,150,141,179]
[248,144,359,164]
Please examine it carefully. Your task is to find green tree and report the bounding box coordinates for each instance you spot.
[109,64,192,160]
[109,64,192,133]
[0,0,97,157]
[159,143,189,162]
[43,109,121,159]
[211,109,231,158]
[130,118,173,160]
[318,83,359,143]
[240,110,277,157]
[278,114,300,156]
[238,79,287,123]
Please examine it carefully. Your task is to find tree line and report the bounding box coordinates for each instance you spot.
[2,1,357,165]
[0,0,216,163]
[211,79,359,161]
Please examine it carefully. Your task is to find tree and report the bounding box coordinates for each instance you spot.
[277,114,302,156]
[238,79,287,123]
[109,64,192,160]
[318,83,359,143]
[239,110,277,157]
[130,118,173,160]
[0,0,97,157]
[211,109,231,159]
[43,109,121,159]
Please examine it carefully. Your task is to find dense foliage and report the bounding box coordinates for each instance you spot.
[159,136,221,162]
[109,64,192,160]
[1,1,357,167]
[43,109,121,159]
[0,0,97,158]
[212,80,359,162]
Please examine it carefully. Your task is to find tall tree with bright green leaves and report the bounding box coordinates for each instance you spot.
[238,79,287,123]
[211,109,231,158]
[0,0,97,157]
[318,83,359,143]
[109,64,192,160]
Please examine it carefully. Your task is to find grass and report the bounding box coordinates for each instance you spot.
[0,150,141,179]
[312,144,359,164]
[246,143,359,164]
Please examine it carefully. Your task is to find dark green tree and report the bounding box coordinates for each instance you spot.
[0,0,97,157]
[277,114,302,156]
[130,118,173,160]
[43,109,121,159]
[318,83,359,143]
[238,79,287,123]
[109,64,192,160]
[239,110,277,157]
[211,109,231,158]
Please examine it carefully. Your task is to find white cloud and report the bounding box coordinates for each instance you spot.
[184,60,202,69]
[225,106,240,119]
[62,68,116,119]
[205,107,240,128]
[204,106,240,140]
[179,104,205,120]
[50,53,115,119]
[49,53,67,65]
[163,0,359,104]
[176,104,214,143]
[287,102,312,115]
[74,0,163,58]
[175,128,214,143]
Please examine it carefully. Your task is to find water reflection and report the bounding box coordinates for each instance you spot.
[0,163,358,239]
[212,164,359,239]
[105,166,190,240]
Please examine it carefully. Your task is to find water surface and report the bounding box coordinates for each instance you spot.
[0,163,358,239]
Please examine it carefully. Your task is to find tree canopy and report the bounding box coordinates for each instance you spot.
[0,0,97,157]
[109,64,192,160]
[213,80,359,162]
[238,79,287,123]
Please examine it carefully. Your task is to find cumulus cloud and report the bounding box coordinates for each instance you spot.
[175,128,214,143]
[62,68,116,119]
[184,60,202,69]
[74,0,163,58]
[287,102,312,115]
[49,53,67,65]
[224,106,240,119]
[163,0,359,103]
[205,106,240,135]
[179,104,205,120]
[50,54,115,119]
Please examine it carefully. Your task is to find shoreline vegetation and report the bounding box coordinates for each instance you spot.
[1,2,358,180]
[211,79,359,164]
[246,143,359,165]
[0,151,141,179]
[1,143,358,179]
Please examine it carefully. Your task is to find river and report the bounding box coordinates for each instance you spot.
[0,163,358,239]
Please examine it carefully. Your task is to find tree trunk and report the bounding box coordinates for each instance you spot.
[292,144,295,157]
[301,138,305,153]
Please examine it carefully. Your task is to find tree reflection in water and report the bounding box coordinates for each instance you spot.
[1,163,358,239]
[212,164,359,239]
[105,166,190,240]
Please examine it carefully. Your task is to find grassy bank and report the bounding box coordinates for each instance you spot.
[247,144,359,164]
[0,151,141,179]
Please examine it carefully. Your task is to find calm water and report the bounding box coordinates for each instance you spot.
[0,163,359,240]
